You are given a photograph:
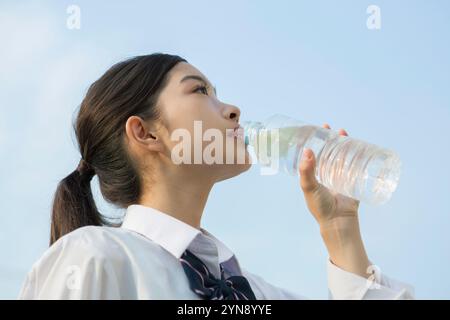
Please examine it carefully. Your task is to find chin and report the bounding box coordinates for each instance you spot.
[215,162,252,183]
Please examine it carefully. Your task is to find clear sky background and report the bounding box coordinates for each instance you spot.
[1,0,449,299]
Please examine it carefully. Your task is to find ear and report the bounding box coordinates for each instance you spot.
[125,116,164,153]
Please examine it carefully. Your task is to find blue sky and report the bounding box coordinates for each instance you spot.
[1,0,449,299]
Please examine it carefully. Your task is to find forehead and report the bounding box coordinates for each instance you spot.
[166,62,212,86]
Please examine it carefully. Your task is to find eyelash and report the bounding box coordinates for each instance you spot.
[194,85,209,95]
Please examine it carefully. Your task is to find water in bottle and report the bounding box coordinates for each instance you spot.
[242,114,402,205]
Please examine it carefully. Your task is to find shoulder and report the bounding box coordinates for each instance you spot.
[48,226,125,260]
[19,225,160,299]
[33,225,166,271]
[54,225,128,252]
[47,225,157,262]
[19,226,130,299]
[26,226,124,277]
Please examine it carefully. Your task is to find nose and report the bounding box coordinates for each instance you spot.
[222,103,241,123]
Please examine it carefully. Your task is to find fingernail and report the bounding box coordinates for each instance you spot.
[302,149,311,161]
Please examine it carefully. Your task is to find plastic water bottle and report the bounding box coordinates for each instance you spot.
[242,114,402,205]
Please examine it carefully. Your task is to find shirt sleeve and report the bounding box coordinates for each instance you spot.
[241,260,414,300]
[327,259,415,300]
[17,233,122,300]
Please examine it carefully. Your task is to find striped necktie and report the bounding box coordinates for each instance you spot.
[180,249,257,300]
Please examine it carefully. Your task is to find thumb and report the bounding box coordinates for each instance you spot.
[299,148,320,193]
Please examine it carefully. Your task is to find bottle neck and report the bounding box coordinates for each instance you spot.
[242,121,264,147]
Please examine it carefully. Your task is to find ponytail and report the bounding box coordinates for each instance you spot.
[49,54,186,246]
[49,159,103,246]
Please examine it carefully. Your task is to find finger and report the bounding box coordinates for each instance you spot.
[299,148,320,193]
[338,128,348,136]
[323,123,331,129]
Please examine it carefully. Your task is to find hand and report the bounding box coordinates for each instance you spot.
[298,124,360,226]
[298,124,371,277]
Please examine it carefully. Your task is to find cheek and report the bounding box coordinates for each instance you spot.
[160,107,205,159]
[166,97,216,130]
[159,97,228,162]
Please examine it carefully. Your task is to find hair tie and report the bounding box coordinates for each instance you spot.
[77,158,96,177]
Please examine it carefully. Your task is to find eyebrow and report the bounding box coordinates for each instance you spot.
[180,74,217,96]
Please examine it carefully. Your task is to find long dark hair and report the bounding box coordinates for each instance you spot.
[50,53,186,246]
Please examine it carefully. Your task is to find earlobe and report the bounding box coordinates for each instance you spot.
[145,132,164,153]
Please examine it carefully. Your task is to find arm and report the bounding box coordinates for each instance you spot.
[299,125,371,278]
[319,216,370,279]
[298,124,414,299]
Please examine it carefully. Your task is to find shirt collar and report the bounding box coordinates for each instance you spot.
[121,204,234,263]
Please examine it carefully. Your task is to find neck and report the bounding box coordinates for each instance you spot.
[138,170,214,229]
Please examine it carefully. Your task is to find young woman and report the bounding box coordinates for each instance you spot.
[18,53,414,300]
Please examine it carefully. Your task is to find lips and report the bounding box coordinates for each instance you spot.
[232,125,244,139]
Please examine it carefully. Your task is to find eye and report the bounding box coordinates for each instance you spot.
[194,85,209,95]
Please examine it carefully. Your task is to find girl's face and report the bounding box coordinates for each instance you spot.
[151,62,251,182]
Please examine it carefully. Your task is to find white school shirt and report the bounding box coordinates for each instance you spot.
[18,204,414,300]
